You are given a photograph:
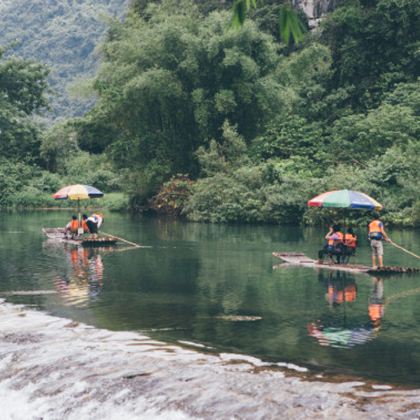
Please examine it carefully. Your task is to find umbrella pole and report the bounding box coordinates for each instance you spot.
[343,213,346,233]
[77,199,83,235]
[343,214,347,260]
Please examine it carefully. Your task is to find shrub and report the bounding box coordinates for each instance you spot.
[100,192,129,212]
[150,175,194,216]
[11,187,52,208]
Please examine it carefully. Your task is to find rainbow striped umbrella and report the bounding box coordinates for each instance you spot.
[53,184,104,201]
[53,185,104,224]
[308,190,383,211]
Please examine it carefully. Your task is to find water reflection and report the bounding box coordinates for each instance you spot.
[323,271,358,306]
[308,273,384,348]
[368,278,385,328]
[53,246,104,307]
[2,212,420,385]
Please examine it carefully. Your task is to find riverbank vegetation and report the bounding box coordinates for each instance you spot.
[1,0,419,225]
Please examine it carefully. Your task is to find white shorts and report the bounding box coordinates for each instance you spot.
[371,240,383,257]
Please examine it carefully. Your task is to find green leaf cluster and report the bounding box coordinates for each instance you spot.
[0,51,48,163]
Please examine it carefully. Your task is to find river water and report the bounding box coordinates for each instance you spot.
[1,212,420,397]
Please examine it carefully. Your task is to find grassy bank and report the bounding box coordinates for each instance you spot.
[1,192,129,213]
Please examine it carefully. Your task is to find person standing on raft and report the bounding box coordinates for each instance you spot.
[368,213,390,269]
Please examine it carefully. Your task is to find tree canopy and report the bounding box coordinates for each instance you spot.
[0,50,48,162]
[79,2,290,202]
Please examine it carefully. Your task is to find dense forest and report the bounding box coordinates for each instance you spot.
[0,0,419,225]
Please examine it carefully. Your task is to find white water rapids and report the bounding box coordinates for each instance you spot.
[1,299,420,419]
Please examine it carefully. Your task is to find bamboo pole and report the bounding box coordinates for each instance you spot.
[101,231,147,248]
[388,240,420,260]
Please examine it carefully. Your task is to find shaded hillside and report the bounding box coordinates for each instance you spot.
[0,0,129,120]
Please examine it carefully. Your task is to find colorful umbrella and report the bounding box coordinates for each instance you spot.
[308,189,383,211]
[52,184,104,201]
[53,185,104,226]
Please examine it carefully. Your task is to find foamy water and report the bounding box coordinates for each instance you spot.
[1,299,420,419]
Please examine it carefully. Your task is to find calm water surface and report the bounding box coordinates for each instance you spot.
[1,212,420,385]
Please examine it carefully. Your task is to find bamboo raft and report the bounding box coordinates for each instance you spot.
[43,228,118,247]
[272,252,419,275]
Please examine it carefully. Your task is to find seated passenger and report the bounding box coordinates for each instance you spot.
[343,227,357,255]
[65,215,80,238]
[81,214,89,233]
[318,225,344,264]
[86,213,104,238]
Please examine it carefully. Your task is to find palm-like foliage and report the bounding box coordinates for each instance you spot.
[231,0,306,44]
[278,5,306,44]
[231,0,257,28]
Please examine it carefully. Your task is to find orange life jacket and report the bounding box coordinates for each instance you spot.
[369,220,384,240]
[344,233,357,249]
[328,231,343,246]
[69,219,79,233]
[344,284,357,302]
[70,248,79,265]
[82,220,89,232]
[327,284,357,304]
[369,303,384,322]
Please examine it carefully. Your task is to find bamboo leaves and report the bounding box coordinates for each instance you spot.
[278,5,306,45]
[231,1,306,45]
[231,0,257,28]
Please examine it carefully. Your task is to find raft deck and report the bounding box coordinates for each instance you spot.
[272,252,419,275]
[43,228,118,247]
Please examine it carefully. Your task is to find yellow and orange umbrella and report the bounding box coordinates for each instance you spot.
[53,184,104,222]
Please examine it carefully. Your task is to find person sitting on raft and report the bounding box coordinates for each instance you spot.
[64,215,80,238]
[343,227,358,257]
[86,213,104,238]
[318,225,344,264]
[81,214,89,233]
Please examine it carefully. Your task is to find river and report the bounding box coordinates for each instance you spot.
[0,211,419,418]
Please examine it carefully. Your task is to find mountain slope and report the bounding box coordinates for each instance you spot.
[0,0,129,120]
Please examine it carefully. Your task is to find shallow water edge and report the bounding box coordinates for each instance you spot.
[1,300,420,419]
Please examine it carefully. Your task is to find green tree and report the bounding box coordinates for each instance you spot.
[330,102,420,161]
[0,50,48,162]
[41,121,79,171]
[83,1,285,202]
[321,0,420,110]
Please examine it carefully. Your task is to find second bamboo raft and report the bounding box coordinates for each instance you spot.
[272,252,419,275]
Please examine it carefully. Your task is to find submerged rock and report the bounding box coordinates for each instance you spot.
[215,315,263,322]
